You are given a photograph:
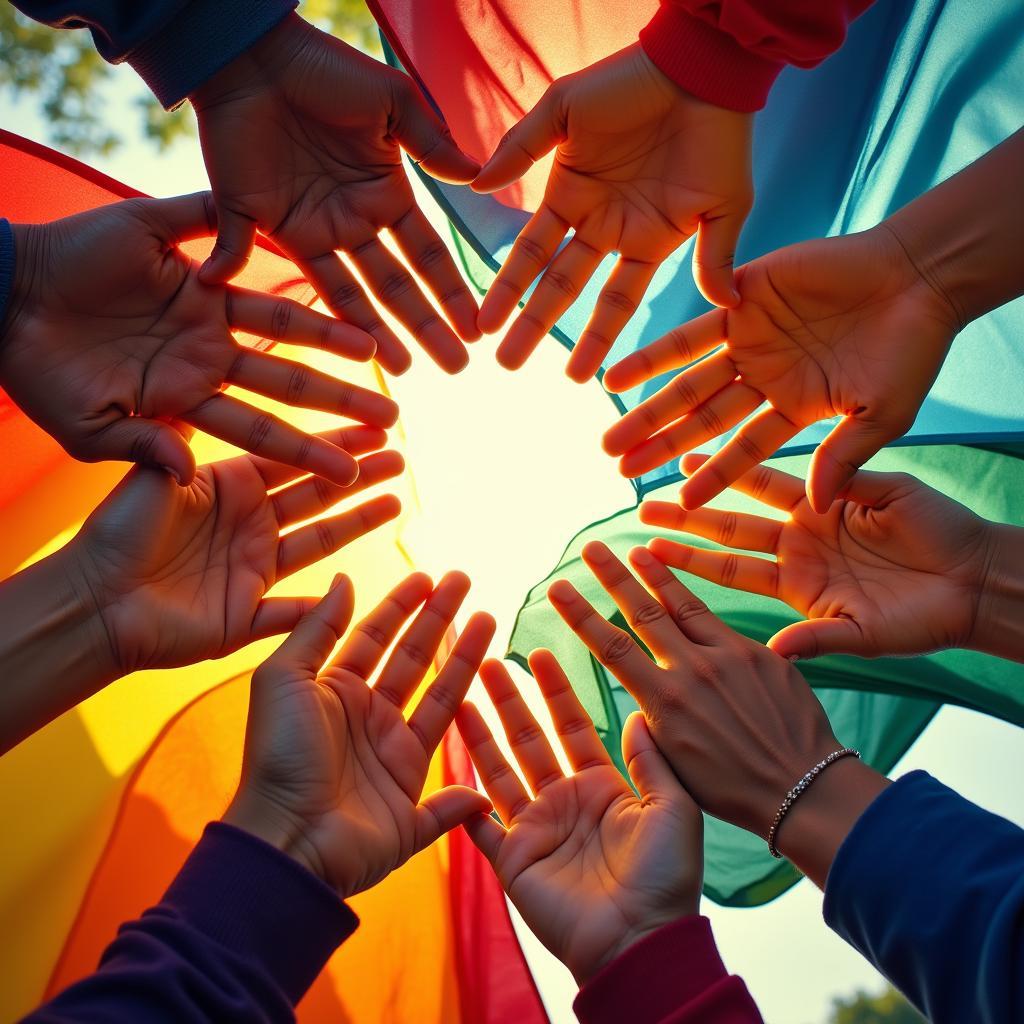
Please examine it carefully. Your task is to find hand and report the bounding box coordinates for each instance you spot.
[65,426,402,677]
[0,194,395,486]
[474,43,752,380]
[603,225,960,510]
[546,540,842,841]
[457,653,701,985]
[225,571,496,897]
[641,455,995,661]
[191,14,482,375]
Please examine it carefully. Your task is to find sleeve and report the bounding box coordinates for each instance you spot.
[824,769,1024,1024]
[639,1,876,112]
[573,916,763,1024]
[0,220,15,339]
[22,822,358,1024]
[8,0,298,109]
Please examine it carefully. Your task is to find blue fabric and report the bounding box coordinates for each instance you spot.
[23,822,357,1023]
[824,771,1024,1023]
[10,0,297,108]
[0,219,14,339]
[392,0,1024,499]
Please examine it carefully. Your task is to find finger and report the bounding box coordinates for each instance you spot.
[640,500,782,555]
[645,538,778,599]
[692,208,747,308]
[258,574,354,676]
[389,77,480,183]
[580,541,687,663]
[477,207,567,334]
[300,253,411,376]
[621,711,693,808]
[373,571,472,709]
[456,702,531,824]
[546,578,657,684]
[78,417,196,485]
[390,205,481,342]
[276,493,401,578]
[681,452,805,512]
[479,659,563,793]
[225,349,398,428]
[248,596,320,642]
[144,191,216,245]
[463,810,507,865]
[248,425,387,488]
[349,236,468,373]
[413,787,492,857]
[329,573,434,680]
[186,393,359,486]
[472,82,567,193]
[680,407,800,510]
[272,450,404,528]
[226,285,376,361]
[527,649,610,771]
[602,351,736,457]
[199,202,258,284]
[769,617,869,661]
[496,237,604,371]
[602,308,726,393]
[618,381,762,479]
[407,612,497,755]
[566,258,657,382]
[808,415,902,515]
[627,546,738,646]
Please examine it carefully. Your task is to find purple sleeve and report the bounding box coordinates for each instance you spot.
[23,822,358,1023]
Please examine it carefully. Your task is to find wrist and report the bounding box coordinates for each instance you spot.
[970,523,1024,662]
[576,915,686,986]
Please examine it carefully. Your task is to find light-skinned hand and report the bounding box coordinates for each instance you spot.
[474,43,752,381]
[191,13,482,375]
[457,653,702,985]
[225,572,496,897]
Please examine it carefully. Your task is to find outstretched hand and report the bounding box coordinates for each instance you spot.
[0,194,396,486]
[604,226,960,510]
[641,455,995,661]
[225,572,496,897]
[458,654,702,985]
[474,43,752,380]
[191,13,482,375]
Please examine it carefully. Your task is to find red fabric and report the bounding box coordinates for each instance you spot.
[641,1,875,111]
[573,916,763,1023]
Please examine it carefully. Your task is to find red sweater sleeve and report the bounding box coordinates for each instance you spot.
[573,916,763,1024]
[640,1,875,112]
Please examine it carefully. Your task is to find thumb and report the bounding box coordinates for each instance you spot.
[769,617,869,661]
[414,786,493,853]
[692,208,746,308]
[808,415,901,514]
[472,82,567,193]
[621,711,690,808]
[390,78,480,184]
[199,202,258,285]
[85,417,196,484]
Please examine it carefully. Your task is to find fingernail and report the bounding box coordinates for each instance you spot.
[582,541,609,563]
[159,465,183,485]
[548,580,575,603]
[330,573,345,592]
[630,547,654,566]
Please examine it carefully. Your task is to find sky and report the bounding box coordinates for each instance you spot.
[2,31,1023,1024]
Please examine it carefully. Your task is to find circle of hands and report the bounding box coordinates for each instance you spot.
[2,10,993,981]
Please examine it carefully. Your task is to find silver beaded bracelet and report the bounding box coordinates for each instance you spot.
[766,748,861,859]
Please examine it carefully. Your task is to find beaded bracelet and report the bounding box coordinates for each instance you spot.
[766,747,861,859]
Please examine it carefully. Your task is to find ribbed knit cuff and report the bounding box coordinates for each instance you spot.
[0,220,15,338]
[158,821,358,1005]
[125,0,298,110]
[639,6,783,113]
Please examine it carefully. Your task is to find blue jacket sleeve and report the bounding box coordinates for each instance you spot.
[22,822,358,1023]
[9,0,297,109]
[0,220,15,340]
[824,770,1024,1024]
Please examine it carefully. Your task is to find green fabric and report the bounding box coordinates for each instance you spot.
[507,444,1024,906]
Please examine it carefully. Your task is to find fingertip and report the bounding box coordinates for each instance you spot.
[580,539,612,564]
[332,324,377,362]
[477,299,509,336]
[547,579,577,605]
[375,492,403,522]
[565,357,597,384]
[627,544,655,568]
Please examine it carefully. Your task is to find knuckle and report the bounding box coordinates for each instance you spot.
[270,301,293,339]
[314,520,335,556]
[750,467,773,500]
[424,683,460,714]
[672,598,710,629]
[328,282,365,310]
[672,373,699,410]
[719,554,740,588]
[379,271,416,303]
[413,242,449,273]
[670,327,693,364]
[517,237,549,268]
[697,402,726,437]
[630,602,667,629]
[735,432,767,465]
[600,631,634,665]
[718,511,738,546]
[398,639,433,669]
[286,364,311,405]
[509,724,544,747]
[542,270,578,299]
[246,414,274,453]
[599,290,638,315]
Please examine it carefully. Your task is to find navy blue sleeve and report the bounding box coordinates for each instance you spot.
[22,822,358,1023]
[9,0,297,108]
[0,219,14,340]
[824,769,1024,1024]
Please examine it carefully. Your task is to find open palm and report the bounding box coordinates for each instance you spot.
[67,427,402,676]
[226,572,496,897]
[605,226,961,511]
[458,653,701,984]
[643,456,994,660]
[474,43,752,380]
[192,14,481,375]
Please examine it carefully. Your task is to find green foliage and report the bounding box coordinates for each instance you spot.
[828,986,925,1024]
[0,0,378,156]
